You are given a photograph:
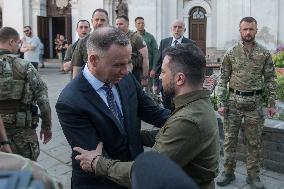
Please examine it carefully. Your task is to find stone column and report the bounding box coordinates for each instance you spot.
[206,13,213,48]
[70,0,79,43]
[2,0,25,34]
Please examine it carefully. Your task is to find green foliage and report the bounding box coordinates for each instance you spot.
[273,51,284,68]
[276,75,284,101]
[210,94,219,110]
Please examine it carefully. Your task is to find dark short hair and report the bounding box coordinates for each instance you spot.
[76,19,90,29]
[0,27,19,43]
[23,26,32,30]
[164,43,206,86]
[135,17,144,22]
[239,17,257,26]
[116,15,129,23]
[92,8,109,19]
[87,26,130,56]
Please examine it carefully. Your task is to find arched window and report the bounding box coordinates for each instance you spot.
[192,7,205,20]
[189,7,207,54]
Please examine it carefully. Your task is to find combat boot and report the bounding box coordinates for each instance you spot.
[246,176,264,189]
[216,171,235,186]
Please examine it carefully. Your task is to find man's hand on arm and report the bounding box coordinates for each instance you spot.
[73,142,103,173]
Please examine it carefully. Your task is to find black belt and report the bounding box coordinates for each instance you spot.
[229,87,262,96]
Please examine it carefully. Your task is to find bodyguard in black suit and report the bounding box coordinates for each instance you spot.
[56,27,170,189]
[150,19,195,109]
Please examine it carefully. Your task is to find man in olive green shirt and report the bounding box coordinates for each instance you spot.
[74,43,220,189]
[116,15,149,86]
[135,16,158,94]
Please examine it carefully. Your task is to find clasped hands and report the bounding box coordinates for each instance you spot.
[73,142,103,173]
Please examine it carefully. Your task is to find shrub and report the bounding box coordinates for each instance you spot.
[273,51,284,68]
[276,74,284,101]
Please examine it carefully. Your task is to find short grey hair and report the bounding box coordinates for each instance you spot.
[87,26,130,56]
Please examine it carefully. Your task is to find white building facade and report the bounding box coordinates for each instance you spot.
[1,0,283,60]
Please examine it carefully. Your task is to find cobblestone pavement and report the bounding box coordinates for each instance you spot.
[37,60,284,189]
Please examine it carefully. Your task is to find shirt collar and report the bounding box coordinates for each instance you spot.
[171,36,183,45]
[240,40,257,48]
[137,30,146,36]
[83,64,105,91]
[173,90,211,109]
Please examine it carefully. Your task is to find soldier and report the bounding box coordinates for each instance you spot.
[135,16,158,95]
[0,27,52,161]
[71,9,109,79]
[63,19,91,79]
[216,17,276,189]
[116,15,149,86]
[0,151,63,189]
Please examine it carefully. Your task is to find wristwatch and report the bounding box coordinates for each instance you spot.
[0,140,11,145]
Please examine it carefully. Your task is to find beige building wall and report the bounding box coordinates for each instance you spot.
[1,0,283,59]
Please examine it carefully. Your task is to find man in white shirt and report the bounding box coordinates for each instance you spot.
[20,26,41,70]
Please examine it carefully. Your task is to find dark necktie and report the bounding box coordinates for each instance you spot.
[173,40,178,46]
[102,83,126,135]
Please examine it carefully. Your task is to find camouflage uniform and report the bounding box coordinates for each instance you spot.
[0,49,51,161]
[71,34,90,68]
[0,151,63,189]
[136,30,158,94]
[217,41,276,178]
[126,31,146,83]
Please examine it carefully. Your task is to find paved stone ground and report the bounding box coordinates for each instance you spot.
[37,59,284,189]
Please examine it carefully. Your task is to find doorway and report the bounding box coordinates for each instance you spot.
[37,1,71,58]
[52,17,66,58]
[38,16,71,58]
[189,7,207,54]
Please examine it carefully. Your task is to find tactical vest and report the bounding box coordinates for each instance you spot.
[0,53,33,127]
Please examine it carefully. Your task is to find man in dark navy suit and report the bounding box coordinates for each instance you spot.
[150,19,195,109]
[55,26,170,189]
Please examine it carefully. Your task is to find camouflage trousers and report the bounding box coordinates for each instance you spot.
[223,95,264,178]
[6,127,40,161]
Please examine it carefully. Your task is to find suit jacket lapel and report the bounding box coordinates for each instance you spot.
[166,37,173,47]
[77,72,123,130]
[181,37,188,43]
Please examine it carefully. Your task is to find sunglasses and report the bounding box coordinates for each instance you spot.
[24,30,30,33]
